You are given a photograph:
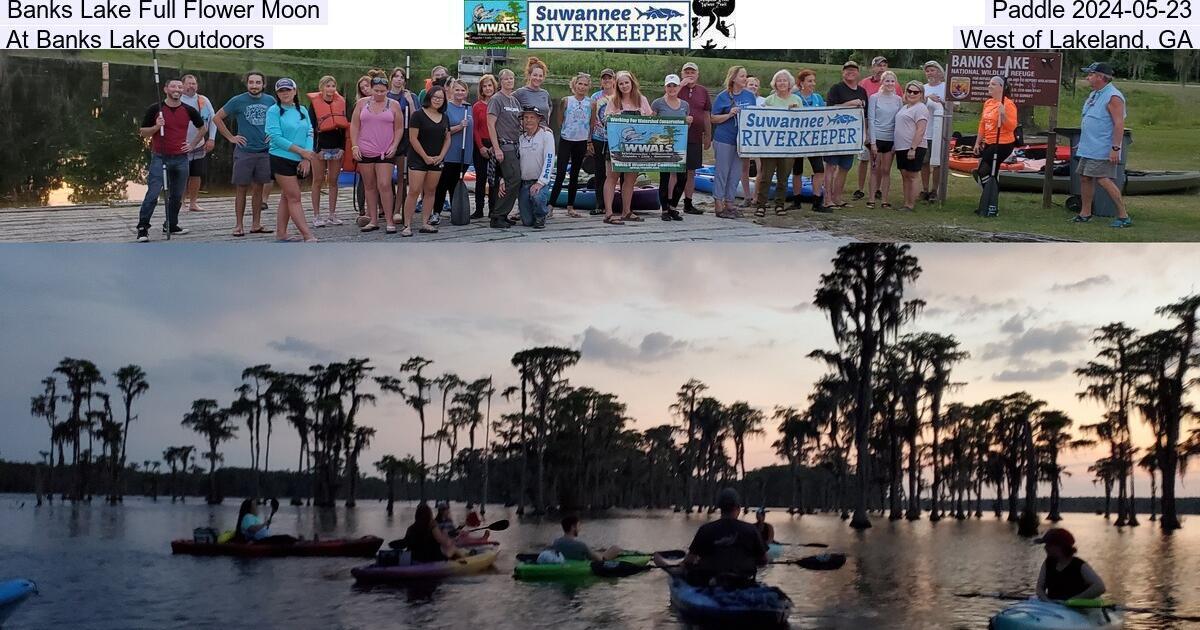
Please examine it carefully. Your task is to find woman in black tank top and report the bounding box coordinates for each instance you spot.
[1035,528,1106,601]
[401,502,461,563]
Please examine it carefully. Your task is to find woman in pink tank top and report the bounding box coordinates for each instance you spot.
[350,75,403,233]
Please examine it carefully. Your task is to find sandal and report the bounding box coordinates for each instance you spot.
[385,225,397,234]
[419,226,439,234]
[865,202,876,209]
[249,227,269,234]
[881,203,892,209]
[567,209,583,218]
[754,207,767,218]
[232,229,245,237]
[622,214,643,222]
[603,216,624,225]
[361,224,380,233]
[401,226,414,237]
[774,206,788,216]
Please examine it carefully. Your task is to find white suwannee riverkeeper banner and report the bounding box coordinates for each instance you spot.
[736,107,865,158]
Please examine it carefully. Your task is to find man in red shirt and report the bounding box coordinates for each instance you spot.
[678,61,712,215]
[137,78,207,242]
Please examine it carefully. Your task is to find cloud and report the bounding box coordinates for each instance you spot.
[578,327,689,366]
[931,295,1022,323]
[1052,275,1112,293]
[981,323,1088,360]
[1000,313,1027,334]
[993,360,1071,382]
[267,336,336,362]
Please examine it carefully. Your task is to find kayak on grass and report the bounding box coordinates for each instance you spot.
[989,599,1124,630]
[513,553,653,580]
[692,165,815,200]
[668,576,793,627]
[171,535,383,558]
[351,547,500,583]
[0,579,37,625]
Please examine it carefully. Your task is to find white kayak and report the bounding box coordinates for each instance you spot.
[990,599,1124,630]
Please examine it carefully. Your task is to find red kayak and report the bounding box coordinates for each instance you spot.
[171,535,383,558]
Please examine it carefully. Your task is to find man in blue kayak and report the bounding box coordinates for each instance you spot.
[654,488,769,585]
[548,515,625,562]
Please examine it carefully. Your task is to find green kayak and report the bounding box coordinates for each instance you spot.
[514,554,653,580]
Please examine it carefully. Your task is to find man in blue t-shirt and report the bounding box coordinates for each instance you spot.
[1072,62,1130,228]
[214,71,276,237]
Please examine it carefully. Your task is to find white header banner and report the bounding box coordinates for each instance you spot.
[2,0,1195,49]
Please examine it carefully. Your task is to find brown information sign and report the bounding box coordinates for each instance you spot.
[946,51,1062,107]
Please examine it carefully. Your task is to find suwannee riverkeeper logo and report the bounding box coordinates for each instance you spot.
[526,1,692,49]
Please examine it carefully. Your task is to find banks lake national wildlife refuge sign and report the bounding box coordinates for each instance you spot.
[464,0,528,48]
[946,51,1063,108]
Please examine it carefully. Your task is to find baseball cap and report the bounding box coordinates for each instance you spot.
[1081,62,1115,77]
[872,56,888,66]
[681,62,699,72]
[600,68,615,78]
[664,74,681,86]
[274,77,297,91]
[1033,528,1076,552]
[842,60,860,70]
[716,488,740,511]
[923,60,945,74]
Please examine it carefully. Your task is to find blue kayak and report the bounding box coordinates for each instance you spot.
[693,165,814,199]
[0,579,36,625]
[669,576,792,627]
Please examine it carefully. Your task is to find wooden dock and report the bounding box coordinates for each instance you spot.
[0,191,848,244]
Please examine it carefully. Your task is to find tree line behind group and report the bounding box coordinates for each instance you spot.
[17,245,1200,535]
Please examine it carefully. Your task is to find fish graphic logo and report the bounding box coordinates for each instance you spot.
[621,127,651,143]
[472,3,502,22]
[637,6,685,19]
[828,114,857,125]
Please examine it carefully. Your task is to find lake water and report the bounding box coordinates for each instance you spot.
[1,495,1198,629]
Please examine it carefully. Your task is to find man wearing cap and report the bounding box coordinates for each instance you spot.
[753,507,776,546]
[589,68,617,216]
[920,61,948,203]
[1034,528,1107,602]
[824,61,870,210]
[652,488,768,586]
[510,105,555,229]
[214,71,277,237]
[135,77,208,243]
[179,74,217,213]
[1073,62,1131,228]
[678,61,712,215]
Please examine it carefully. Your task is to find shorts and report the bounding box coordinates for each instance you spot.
[923,140,934,165]
[824,154,855,171]
[792,156,825,175]
[873,140,895,153]
[188,154,209,178]
[895,147,926,172]
[231,148,272,186]
[270,155,301,178]
[1078,157,1115,179]
[317,148,344,161]
[408,150,443,172]
[358,154,388,164]
[686,142,704,170]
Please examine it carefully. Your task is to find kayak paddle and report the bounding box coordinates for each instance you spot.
[773,541,829,548]
[648,552,847,572]
[953,592,1200,623]
[388,518,511,549]
[265,498,280,526]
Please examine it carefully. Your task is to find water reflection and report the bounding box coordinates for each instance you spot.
[0,497,1198,629]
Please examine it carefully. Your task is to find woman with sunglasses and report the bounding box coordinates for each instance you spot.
[549,73,593,219]
[893,81,931,212]
[471,74,497,220]
[973,75,1018,202]
[403,85,451,237]
[350,72,404,233]
[265,78,317,242]
[866,71,902,209]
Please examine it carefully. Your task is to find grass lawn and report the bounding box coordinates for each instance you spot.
[19,49,1200,242]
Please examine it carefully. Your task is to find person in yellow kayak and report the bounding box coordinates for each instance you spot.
[1035,528,1106,602]
[654,488,769,585]
[464,503,483,528]
[402,502,465,563]
[549,515,625,562]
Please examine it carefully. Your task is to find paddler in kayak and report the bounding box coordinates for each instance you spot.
[653,488,769,585]
[399,502,465,562]
[435,501,460,537]
[753,508,775,546]
[234,498,296,544]
[464,503,483,528]
[549,515,626,562]
[1035,528,1106,602]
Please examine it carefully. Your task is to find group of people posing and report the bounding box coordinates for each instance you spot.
[134,55,1130,240]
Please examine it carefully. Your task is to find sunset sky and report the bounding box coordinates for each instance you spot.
[1,243,1196,497]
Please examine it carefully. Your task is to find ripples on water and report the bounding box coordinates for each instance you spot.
[1,495,1197,629]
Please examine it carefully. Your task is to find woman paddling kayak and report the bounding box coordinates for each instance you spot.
[234,499,296,544]
[398,502,464,562]
[1036,528,1106,602]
